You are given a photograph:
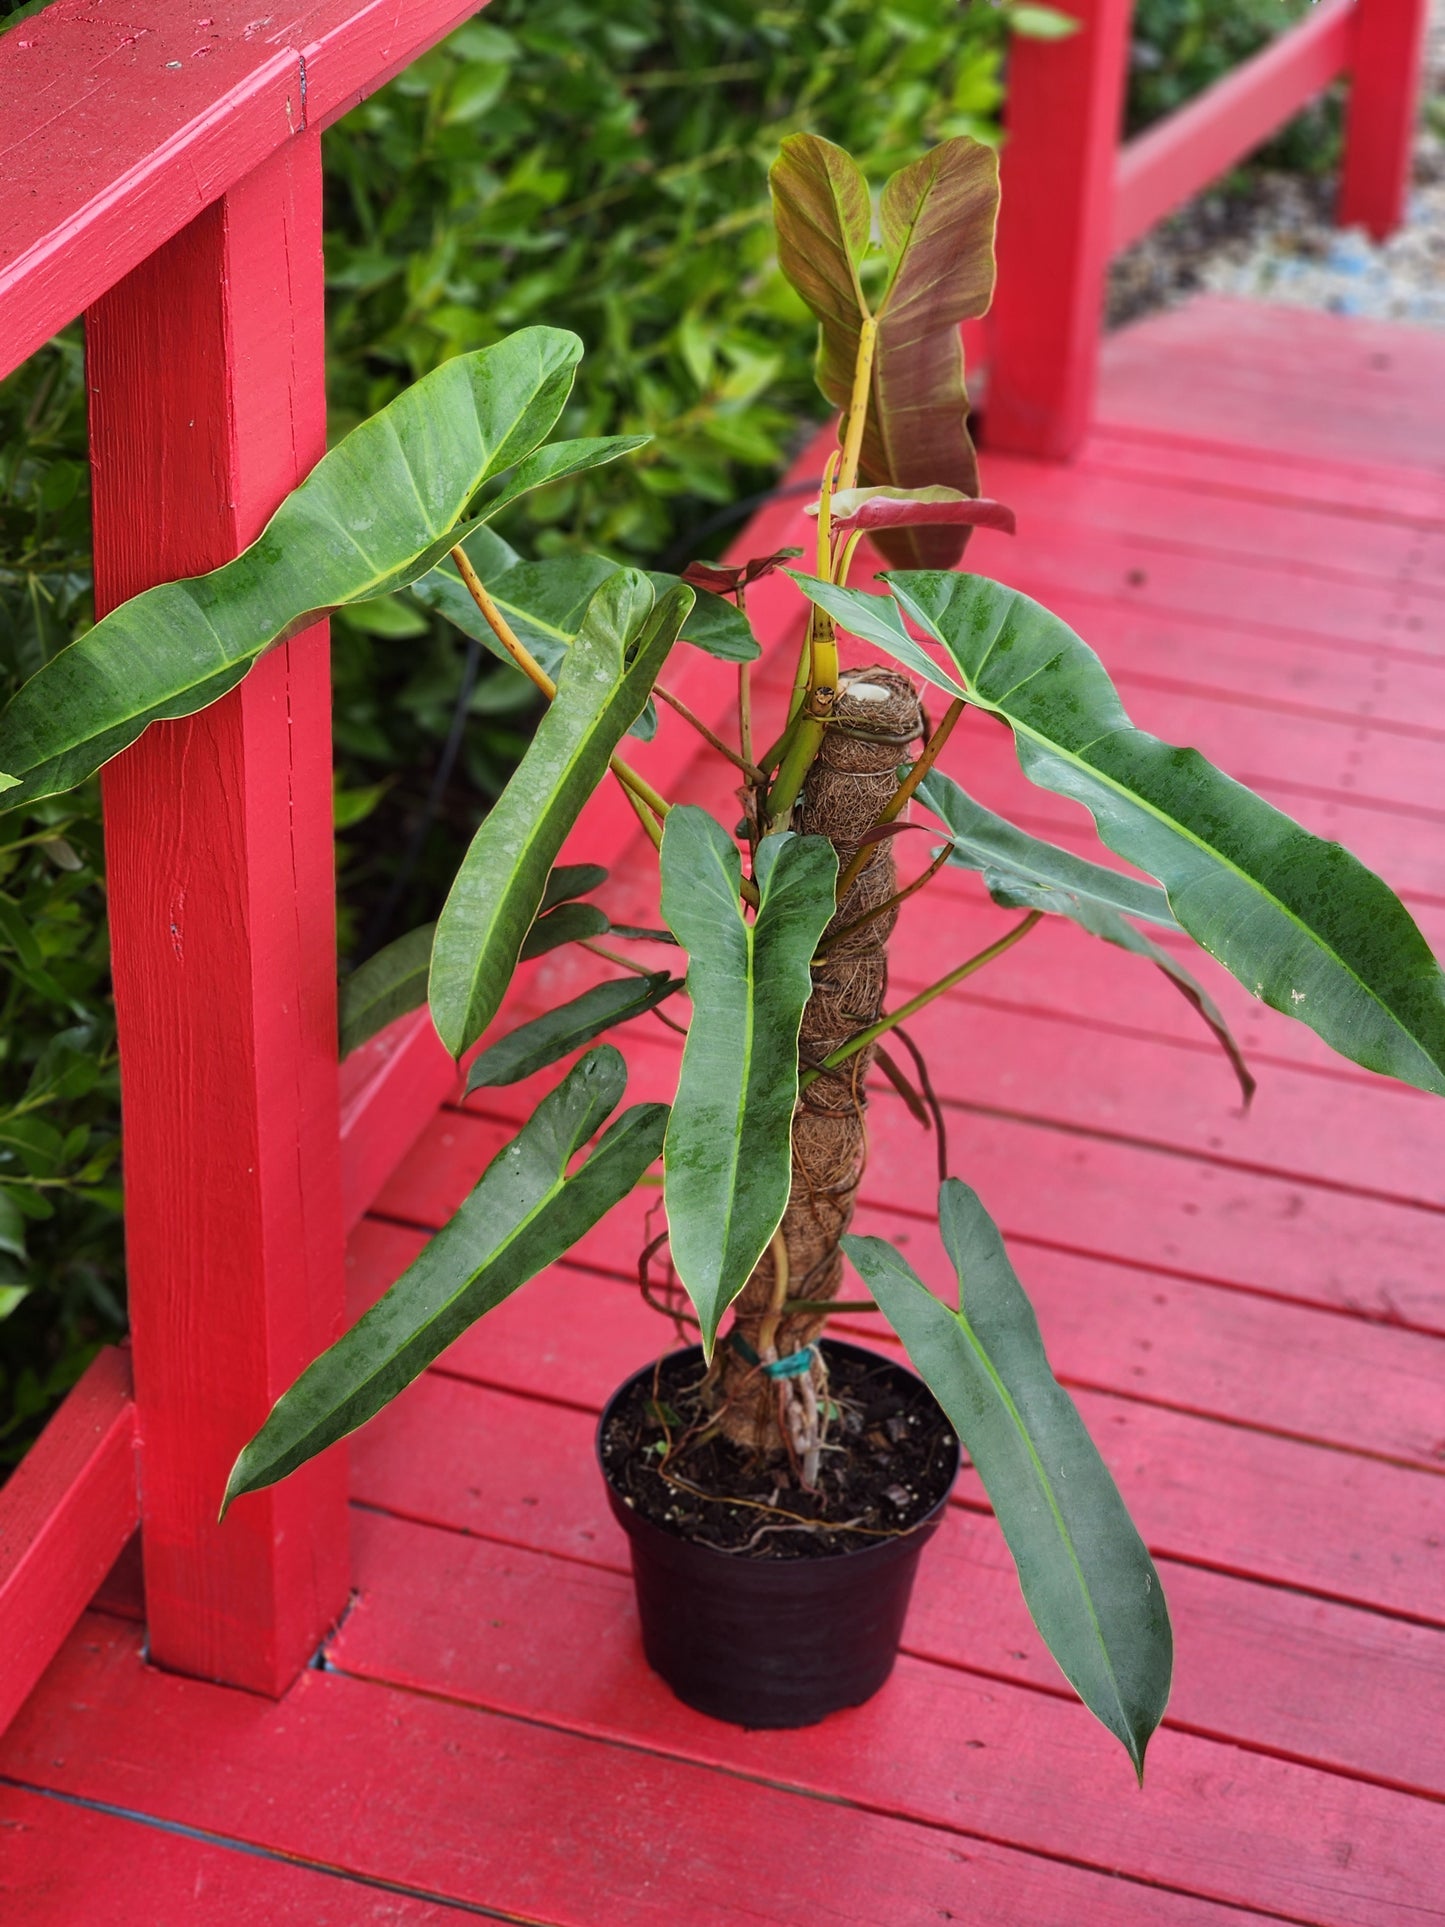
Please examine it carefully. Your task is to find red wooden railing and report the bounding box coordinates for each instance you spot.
[988,0,1430,457]
[0,0,1428,1736]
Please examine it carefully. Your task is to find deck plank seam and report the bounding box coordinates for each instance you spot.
[0,1772,523,1921]
[302,1650,1334,1927]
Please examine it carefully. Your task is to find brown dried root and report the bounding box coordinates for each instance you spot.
[710,668,925,1458]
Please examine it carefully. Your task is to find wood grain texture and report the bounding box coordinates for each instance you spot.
[0,1612,1292,1927]
[0,1,487,381]
[0,1350,137,1737]
[0,1781,463,1925]
[328,1508,1445,1925]
[91,137,348,1693]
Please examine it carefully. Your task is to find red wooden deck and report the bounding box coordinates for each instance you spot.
[3,293,1443,1922]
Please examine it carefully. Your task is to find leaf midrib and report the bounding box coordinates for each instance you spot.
[892,592,1441,1081]
[949,1291,1132,1748]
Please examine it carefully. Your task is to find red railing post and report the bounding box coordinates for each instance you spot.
[1338,0,1430,238]
[986,0,1135,460]
[88,132,350,1694]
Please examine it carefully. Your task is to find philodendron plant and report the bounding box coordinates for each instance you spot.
[4,134,1444,1779]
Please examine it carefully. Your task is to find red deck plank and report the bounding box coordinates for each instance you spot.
[0,1782,461,1925]
[329,1510,1445,1927]
[1095,298,1445,477]
[0,1613,1270,1927]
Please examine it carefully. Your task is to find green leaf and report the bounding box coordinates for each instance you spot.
[339,924,435,1058]
[473,434,651,524]
[984,871,1255,1107]
[340,877,611,1059]
[897,573,1445,1096]
[801,572,1445,1096]
[660,808,838,1352]
[0,329,588,807]
[844,1181,1172,1780]
[0,1284,30,1322]
[415,531,758,679]
[539,863,608,912]
[465,973,682,1089]
[915,770,1251,1097]
[0,1189,27,1263]
[223,1047,665,1512]
[429,571,691,1057]
[519,899,610,962]
[771,135,999,570]
[1009,5,1082,41]
[785,570,964,694]
[916,768,1174,928]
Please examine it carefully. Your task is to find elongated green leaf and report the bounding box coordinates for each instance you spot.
[916,768,1253,1097]
[430,571,691,1057]
[844,1182,1172,1779]
[0,329,592,807]
[917,768,1174,928]
[798,571,1445,1095]
[224,1047,665,1511]
[415,527,758,676]
[338,888,610,1059]
[520,900,610,961]
[660,807,838,1351]
[785,569,963,693]
[339,923,434,1058]
[986,871,1255,1106]
[771,135,998,570]
[475,435,650,524]
[539,862,608,912]
[466,972,682,1090]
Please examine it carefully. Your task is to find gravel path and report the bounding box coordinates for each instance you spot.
[1108,0,1444,329]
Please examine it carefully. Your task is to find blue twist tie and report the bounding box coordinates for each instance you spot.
[764,1345,817,1380]
[727,1332,818,1379]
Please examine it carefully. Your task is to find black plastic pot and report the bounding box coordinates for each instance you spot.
[596,1338,958,1729]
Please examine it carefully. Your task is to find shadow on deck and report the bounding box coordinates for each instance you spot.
[4,296,1444,1925]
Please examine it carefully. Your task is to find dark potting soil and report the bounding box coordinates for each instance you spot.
[599,1341,958,1561]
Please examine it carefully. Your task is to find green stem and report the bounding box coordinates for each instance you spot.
[800,911,1044,1088]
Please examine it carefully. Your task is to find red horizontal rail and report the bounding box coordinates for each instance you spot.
[0,1348,137,1736]
[1112,0,1358,255]
[0,0,483,382]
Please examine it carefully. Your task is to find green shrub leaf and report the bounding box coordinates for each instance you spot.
[660,808,838,1352]
[223,1046,664,1511]
[845,1181,1172,1780]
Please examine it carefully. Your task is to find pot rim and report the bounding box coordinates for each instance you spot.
[595,1335,960,1571]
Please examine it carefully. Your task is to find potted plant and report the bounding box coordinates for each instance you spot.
[2,134,1441,1779]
